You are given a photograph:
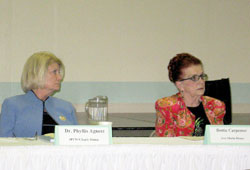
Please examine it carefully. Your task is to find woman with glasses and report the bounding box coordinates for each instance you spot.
[155,53,225,137]
[0,51,78,137]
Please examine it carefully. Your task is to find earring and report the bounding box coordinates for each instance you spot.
[180,90,184,98]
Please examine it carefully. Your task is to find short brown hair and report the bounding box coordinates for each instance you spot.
[168,53,202,83]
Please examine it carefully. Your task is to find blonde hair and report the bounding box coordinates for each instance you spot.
[21,51,65,93]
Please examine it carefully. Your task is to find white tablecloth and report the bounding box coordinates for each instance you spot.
[0,137,249,170]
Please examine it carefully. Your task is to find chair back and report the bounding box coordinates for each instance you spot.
[204,78,232,124]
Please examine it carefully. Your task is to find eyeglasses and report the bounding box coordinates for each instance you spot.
[179,73,208,82]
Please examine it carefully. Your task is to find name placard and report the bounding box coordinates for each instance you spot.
[204,125,250,145]
[54,125,112,145]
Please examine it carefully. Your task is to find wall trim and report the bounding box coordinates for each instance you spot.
[0,103,249,114]
[73,103,250,114]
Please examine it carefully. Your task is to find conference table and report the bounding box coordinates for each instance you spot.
[76,112,156,137]
[0,136,250,170]
[0,113,249,170]
[76,112,250,137]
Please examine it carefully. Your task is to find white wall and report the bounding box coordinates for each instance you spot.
[0,0,249,83]
[0,0,250,114]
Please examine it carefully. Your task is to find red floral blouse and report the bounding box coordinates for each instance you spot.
[155,93,226,137]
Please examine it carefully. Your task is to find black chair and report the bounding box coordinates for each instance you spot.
[204,78,232,124]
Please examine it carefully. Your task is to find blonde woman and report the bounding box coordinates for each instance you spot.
[0,51,77,137]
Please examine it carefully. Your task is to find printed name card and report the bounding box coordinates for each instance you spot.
[54,125,112,145]
[204,125,250,145]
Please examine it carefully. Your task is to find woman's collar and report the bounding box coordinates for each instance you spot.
[30,90,49,102]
